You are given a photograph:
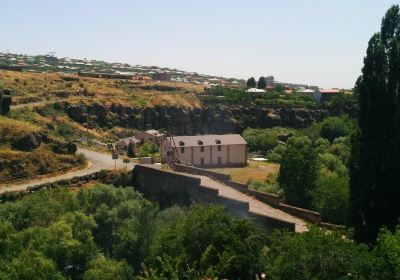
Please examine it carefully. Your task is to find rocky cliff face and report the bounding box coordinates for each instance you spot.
[65,102,329,135]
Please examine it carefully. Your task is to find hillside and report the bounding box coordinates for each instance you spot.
[0,69,352,145]
[0,115,82,185]
[0,70,203,108]
[0,51,247,88]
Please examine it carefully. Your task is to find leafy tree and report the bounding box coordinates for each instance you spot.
[265,227,393,280]
[278,136,318,208]
[140,143,159,157]
[375,227,400,278]
[257,76,267,89]
[274,83,285,93]
[320,116,354,143]
[349,5,400,244]
[83,254,133,280]
[1,250,66,280]
[313,137,330,154]
[246,77,256,88]
[267,144,286,163]
[312,170,349,224]
[242,128,278,154]
[149,205,266,279]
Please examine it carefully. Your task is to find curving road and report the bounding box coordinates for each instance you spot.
[0,148,135,194]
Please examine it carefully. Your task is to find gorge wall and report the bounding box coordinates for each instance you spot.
[64,102,329,135]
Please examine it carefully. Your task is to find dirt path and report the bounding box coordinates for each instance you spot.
[195,175,308,233]
[0,148,135,194]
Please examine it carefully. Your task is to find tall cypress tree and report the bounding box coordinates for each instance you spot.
[349,5,400,244]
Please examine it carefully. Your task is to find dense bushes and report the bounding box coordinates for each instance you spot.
[320,116,355,142]
[265,227,393,279]
[0,184,399,279]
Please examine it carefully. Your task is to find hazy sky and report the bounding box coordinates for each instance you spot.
[1,0,399,88]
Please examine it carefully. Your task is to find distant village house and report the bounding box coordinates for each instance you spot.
[136,130,165,144]
[319,89,341,103]
[161,134,248,167]
[114,136,140,152]
[153,71,172,81]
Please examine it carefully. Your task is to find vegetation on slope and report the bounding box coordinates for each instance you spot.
[0,115,80,185]
[0,70,203,108]
[0,184,398,279]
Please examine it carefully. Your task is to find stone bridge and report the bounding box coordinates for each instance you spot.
[132,164,312,233]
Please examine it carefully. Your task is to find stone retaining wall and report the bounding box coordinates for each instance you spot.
[133,164,295,232]
[173,163,323,225]
[173,163,231,182]
[278,203,322,224]
[0,170,131,202]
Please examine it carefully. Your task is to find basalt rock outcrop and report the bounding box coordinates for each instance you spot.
[65,103,329,135]
[11,132,42,151]
[0,89,12,115]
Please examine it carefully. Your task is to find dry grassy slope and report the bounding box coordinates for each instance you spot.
[0,116,78,185]
[0,116,40,143]
[0,70,203,108]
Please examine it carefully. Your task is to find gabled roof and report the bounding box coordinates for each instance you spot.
[297,89,315,93]
[145,129,165,137]
[167,134,247,147]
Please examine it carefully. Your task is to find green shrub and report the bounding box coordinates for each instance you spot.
[76,153,87,165]
[56,123,75,138]
[320,116,354,142]
[249,180,283,196]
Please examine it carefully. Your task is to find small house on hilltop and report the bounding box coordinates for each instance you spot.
[320,89,340,103]
[296,89,321,102]
[161,134,248,167]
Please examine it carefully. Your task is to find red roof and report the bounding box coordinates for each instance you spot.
[320,89,340,94]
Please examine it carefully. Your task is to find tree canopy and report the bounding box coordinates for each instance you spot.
[246,77,256,88]
[349,4,400,244]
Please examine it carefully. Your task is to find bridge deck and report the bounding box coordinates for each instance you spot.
[190,174,308,233]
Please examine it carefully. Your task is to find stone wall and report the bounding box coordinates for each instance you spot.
[0,170,132,203]
[173,163,231,181]
[132,164,295,232]
[225,180,281,208]
[278,203,322,224]
[132,164,218,208]
[174,163,323,225]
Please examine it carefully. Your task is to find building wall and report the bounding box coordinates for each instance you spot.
[136,132,164,144]
[320,93,338,103]
[161,140,247,167]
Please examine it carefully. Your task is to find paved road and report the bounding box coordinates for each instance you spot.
[194,175,308,233]
[0,148,135,194]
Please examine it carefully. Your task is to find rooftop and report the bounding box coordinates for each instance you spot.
[320,89,340,94]
[245,88,266,93]
[145,129,165,137]
[167,134,247,147]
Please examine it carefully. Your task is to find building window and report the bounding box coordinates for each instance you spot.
[181,147,185,153]
[217,145,221,151]
[201,158,204,166]
[218,157,221,165]
[200,146,204,152]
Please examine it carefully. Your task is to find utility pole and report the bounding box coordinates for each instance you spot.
[47,52,56,72]
[86,88,89,135]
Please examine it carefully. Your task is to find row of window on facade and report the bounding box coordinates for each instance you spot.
[179,145,221,153]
